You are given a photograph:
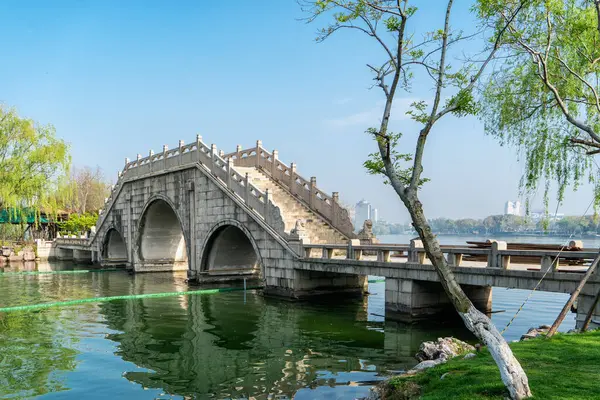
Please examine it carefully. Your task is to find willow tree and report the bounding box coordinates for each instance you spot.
[301,1,531,398]
[477,0,600,209]
[0,106,70,215]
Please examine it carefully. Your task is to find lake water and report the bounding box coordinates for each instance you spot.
[0,241,579,399]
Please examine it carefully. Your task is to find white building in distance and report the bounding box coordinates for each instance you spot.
[504,200,522,216]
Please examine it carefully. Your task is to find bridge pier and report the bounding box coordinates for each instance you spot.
[385,278,491,321]
[293,270,368,298]
[55,247,74,261]
[264,269,368,299]
[576,292,600,330]
[73,249,93,263]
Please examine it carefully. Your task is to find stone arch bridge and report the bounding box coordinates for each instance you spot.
[58,137,361,298]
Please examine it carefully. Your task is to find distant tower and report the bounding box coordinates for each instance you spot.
[355,200,371,229]
[372,208,379,223]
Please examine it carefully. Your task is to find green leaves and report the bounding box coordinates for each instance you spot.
[362,128,429,188]
[477,0,600,212]
[446,88,479,117]
[0,106,70,214]
[58,213,98,235]
[385,16,402,31]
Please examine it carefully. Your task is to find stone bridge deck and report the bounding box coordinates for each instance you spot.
[299,242,600,328]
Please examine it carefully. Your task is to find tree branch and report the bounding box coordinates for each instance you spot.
[407,0,454,192]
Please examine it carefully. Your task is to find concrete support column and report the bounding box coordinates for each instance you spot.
[126,192,132,268]
[187,179,197,278]
[56,247,74,261]
[283,269,367,298]
[576,291,600,330]
[385,278,492,322]
[73,249,92,263]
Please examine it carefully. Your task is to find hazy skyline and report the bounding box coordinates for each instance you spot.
[0,1,595,223]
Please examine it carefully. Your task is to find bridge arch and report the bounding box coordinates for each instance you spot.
[200,220,262,275]
[136,195,189,270]
[102,227,128,264]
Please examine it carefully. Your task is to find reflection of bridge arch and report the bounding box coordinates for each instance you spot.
[200,220,262,277]
[136,196,189,271]
[97,289,386,399]
[102,227,128,266]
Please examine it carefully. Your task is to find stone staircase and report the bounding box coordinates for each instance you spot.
[236,167,348,245]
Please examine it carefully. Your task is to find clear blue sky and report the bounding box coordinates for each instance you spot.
[0,0,593,222]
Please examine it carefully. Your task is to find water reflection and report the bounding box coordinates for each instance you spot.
[0,266,573,399]
[0,309,80,398]
[96,278,470,399]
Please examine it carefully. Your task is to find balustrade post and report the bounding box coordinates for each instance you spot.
[255,140,262,168]
[322,247,334,259]
[244,173,250,203]
[236,144,242,165]
[196,135,202,160]
[125,157,129,167]
[219,149,225,158]
[310,177,316,208]
[226,158,234,188]
[210,144,217,173]
[447,252,463,267]
[290,163,297,195]
[332,192,339,226]
[271,149,278,179]
[541,255,559,272]
[347,239,360,260]
[264,189,271,223]
[149,149,154,172]
[488,241,507,268]
[179,140,184,165]
[409,239,425,263]
[163,144,168,170]
[377,249,391,262]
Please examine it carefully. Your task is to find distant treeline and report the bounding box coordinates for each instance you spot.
[372,214,600,236]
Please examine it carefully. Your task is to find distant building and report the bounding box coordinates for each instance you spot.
[529,210,565,221]
[372,208,379,223]
[355,200,371,229]
[504,200,522,216]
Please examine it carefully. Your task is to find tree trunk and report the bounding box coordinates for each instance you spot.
[403,192,532,399]
[547,253,600,337]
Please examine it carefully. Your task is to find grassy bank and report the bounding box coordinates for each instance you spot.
[384,330,600,399]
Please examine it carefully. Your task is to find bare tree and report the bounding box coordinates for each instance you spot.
[300,1,531,398]
[55,166,110,214]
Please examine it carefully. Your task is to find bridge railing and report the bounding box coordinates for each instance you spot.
[223,141,356,239]
[95,136,287,240]
[302,242,599,272]
[55,237,90,247]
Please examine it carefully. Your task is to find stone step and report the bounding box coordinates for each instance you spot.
[235,166,346,244]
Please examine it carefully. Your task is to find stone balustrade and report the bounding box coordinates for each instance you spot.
[96,136,287,240]
[302,240,600,272]
[224,141,355,239]
[55,237,90,247]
